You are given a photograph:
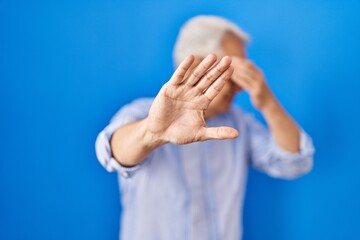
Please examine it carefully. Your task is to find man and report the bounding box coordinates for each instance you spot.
[95,15,314,240]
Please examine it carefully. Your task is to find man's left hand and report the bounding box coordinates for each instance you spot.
[231,57,278,112]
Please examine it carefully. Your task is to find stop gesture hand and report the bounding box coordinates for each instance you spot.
[146,54,238,145]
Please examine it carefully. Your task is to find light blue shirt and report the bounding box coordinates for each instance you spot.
[95,98,315,240]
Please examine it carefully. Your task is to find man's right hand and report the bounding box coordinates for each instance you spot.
[111,54,238,167]
[145,54,238,145]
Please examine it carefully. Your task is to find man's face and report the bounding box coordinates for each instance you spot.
[205,32,246,119]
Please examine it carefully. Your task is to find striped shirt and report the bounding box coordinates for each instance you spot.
[95,98,315,240]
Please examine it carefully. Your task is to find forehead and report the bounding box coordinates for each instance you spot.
[221,31,246,58]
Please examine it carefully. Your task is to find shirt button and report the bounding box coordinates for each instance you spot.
[121,171,129,178]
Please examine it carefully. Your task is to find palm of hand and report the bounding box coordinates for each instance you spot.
[146,54,238,144]
[148,83,211,144]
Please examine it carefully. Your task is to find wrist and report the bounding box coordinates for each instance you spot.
[260,96,282,117]
[141,118,168,150]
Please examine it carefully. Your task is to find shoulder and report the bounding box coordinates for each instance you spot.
[228,104,249,119]
[121,97,154,111]
[227,104,263,127]
[110,97,154,123]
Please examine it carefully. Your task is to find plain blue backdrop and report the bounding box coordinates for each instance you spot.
[1,0,360,239]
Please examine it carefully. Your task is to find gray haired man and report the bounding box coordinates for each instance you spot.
[96,15,315,240]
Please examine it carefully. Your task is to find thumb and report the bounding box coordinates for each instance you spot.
[198,126,239,141]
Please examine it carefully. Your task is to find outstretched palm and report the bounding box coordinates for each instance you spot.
[146,54,238,145]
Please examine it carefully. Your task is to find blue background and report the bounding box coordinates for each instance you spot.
[1,0,360,239]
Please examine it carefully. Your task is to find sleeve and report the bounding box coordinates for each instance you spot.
[95,98,153,178]
[243,112,315,180]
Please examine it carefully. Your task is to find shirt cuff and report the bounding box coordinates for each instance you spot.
[270,128,315,162]
[108,157,143,178]
[95,122,144,178]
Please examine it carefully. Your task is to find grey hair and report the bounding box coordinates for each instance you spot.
[173,15,250,67]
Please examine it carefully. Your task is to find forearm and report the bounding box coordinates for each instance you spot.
[261,98,300,153]
[110,118,166,167]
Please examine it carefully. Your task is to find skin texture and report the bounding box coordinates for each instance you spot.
[221,31,300,153]
[110,31,300,167]
[111,54,238,166]
[147,54,238,145]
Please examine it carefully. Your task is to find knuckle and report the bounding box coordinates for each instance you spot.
[211,84,222,93]
[175,73,185,79]
[216,65,224,73]
[205,73,214,82]
[201,63,209,71]
[193,70,201,79]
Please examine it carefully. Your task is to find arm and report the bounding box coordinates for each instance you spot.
[110,119,164,167]
[231,57,300,152]
[110,54,238,167]
[261,99,300,152]
[231,57,314,178]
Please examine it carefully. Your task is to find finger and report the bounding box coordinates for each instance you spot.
[196,56,232,92]
[204,66,234,101]
[185,54,217,86]
[232,71,255,89]
[232,56,259,73]
[169,55,195,85]
[235,64,259,81]
[182,56,203,81]
[232,57,256,69]
[198,126,239,141]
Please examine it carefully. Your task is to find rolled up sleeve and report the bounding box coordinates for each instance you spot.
[245,113,315,179]
[95,98,153,178]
